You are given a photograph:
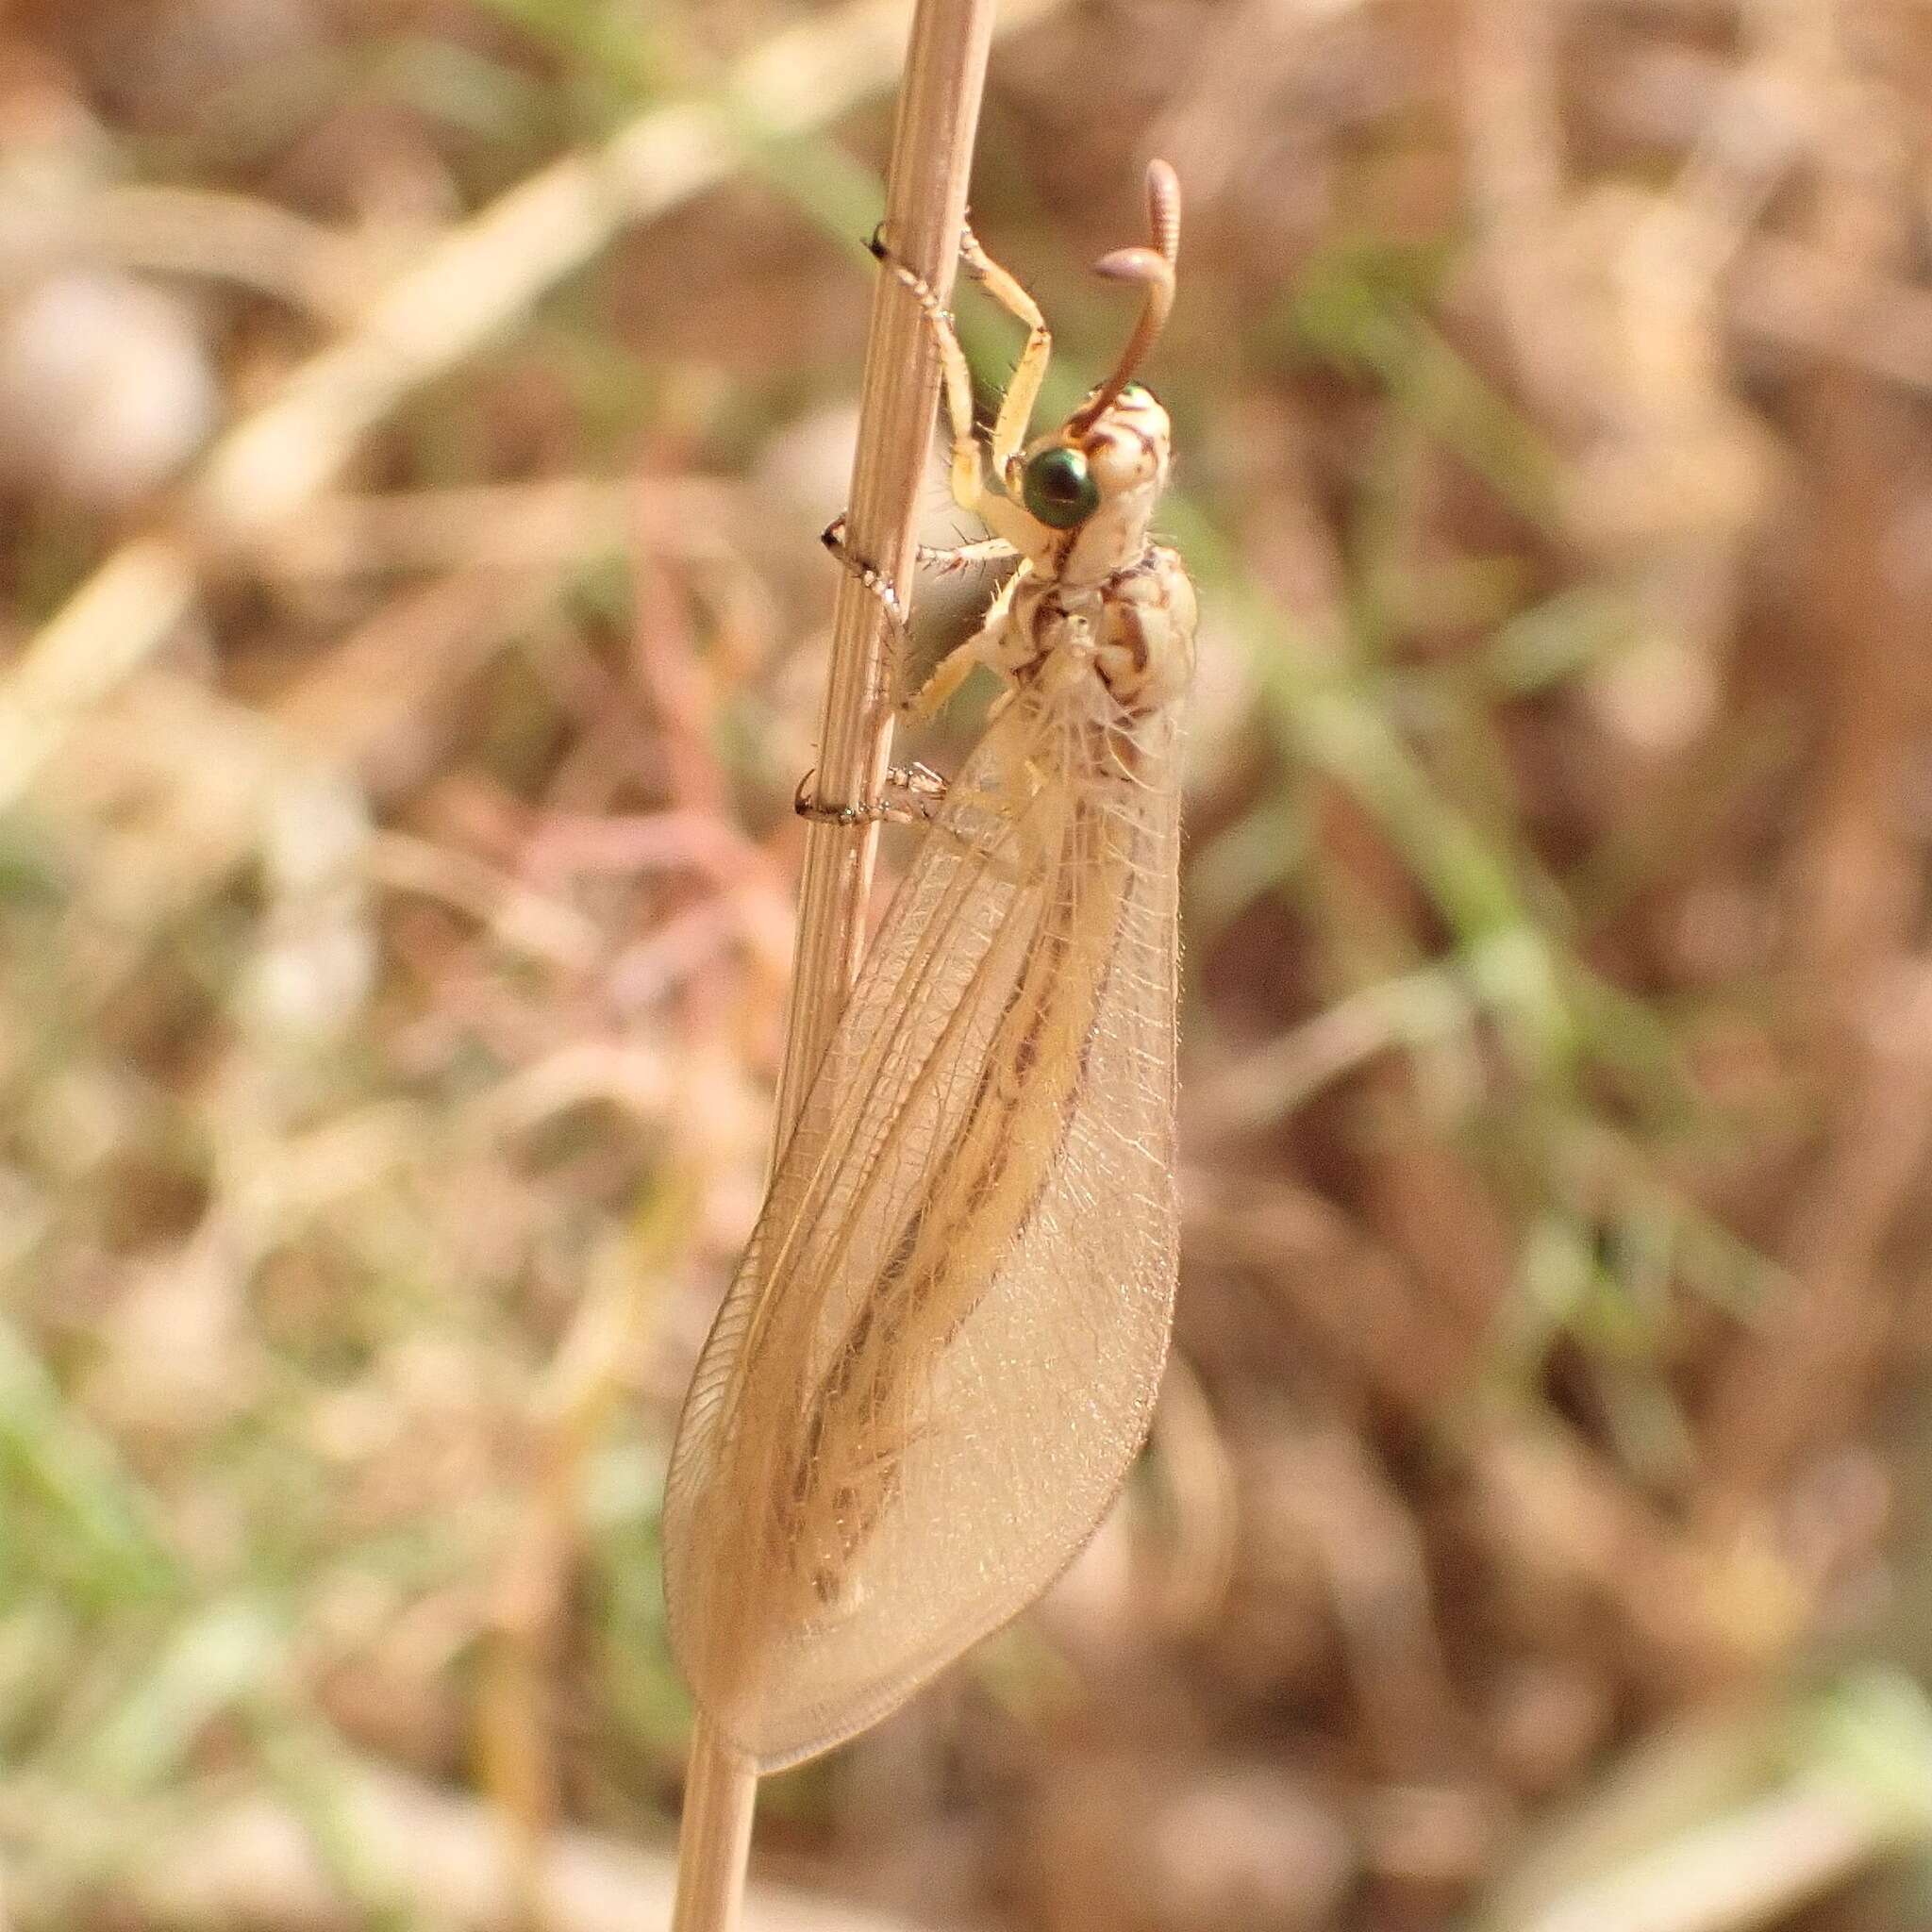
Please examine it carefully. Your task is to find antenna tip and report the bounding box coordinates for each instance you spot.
[1141,158,1181,269]
[1068,160,1183,433]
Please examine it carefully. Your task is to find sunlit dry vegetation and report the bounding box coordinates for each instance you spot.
[6,1,1932,1927]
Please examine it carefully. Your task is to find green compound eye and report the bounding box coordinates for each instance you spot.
[1021,446,1100,529]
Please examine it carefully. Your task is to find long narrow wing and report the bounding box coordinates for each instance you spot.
[663,681,1183,1771]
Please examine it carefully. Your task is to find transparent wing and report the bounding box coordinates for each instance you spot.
[663,681,1183,1772]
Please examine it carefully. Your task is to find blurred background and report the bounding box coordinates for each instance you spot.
[5,1,1932,1927]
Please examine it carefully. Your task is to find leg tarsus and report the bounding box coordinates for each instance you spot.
[795,761,947,825]
[821,516,908,647]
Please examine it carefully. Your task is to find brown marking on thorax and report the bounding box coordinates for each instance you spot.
[998,544,1196,716]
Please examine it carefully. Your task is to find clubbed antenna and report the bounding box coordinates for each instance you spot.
[1069,158,1181,433]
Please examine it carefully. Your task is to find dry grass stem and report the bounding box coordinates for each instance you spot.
[672,2,1001,1925]
[769,5,1001,1093]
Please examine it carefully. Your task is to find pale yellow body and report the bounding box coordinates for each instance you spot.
[663,164,1196,1772]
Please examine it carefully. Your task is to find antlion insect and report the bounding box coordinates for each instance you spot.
[663,161,1195,1772]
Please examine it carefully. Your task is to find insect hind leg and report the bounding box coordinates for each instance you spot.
[795,761,946,826]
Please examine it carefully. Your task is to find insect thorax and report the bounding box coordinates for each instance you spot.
[1002,545,1196,714]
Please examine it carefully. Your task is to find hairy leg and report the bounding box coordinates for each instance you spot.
[959,225,1050,485]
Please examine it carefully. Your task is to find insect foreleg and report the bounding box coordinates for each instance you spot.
[866,230,1045,562]
[959,225,1051,485]
[865,230,983,516]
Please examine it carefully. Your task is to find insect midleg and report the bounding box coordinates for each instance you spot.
[820,520,1014,613]
[959,224,1051,486]
[900,575,1020,727]
[916,535,1017,574]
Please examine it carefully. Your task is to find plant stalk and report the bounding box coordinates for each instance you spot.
[668,1,997,1925]
[773,0,1001,1101]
